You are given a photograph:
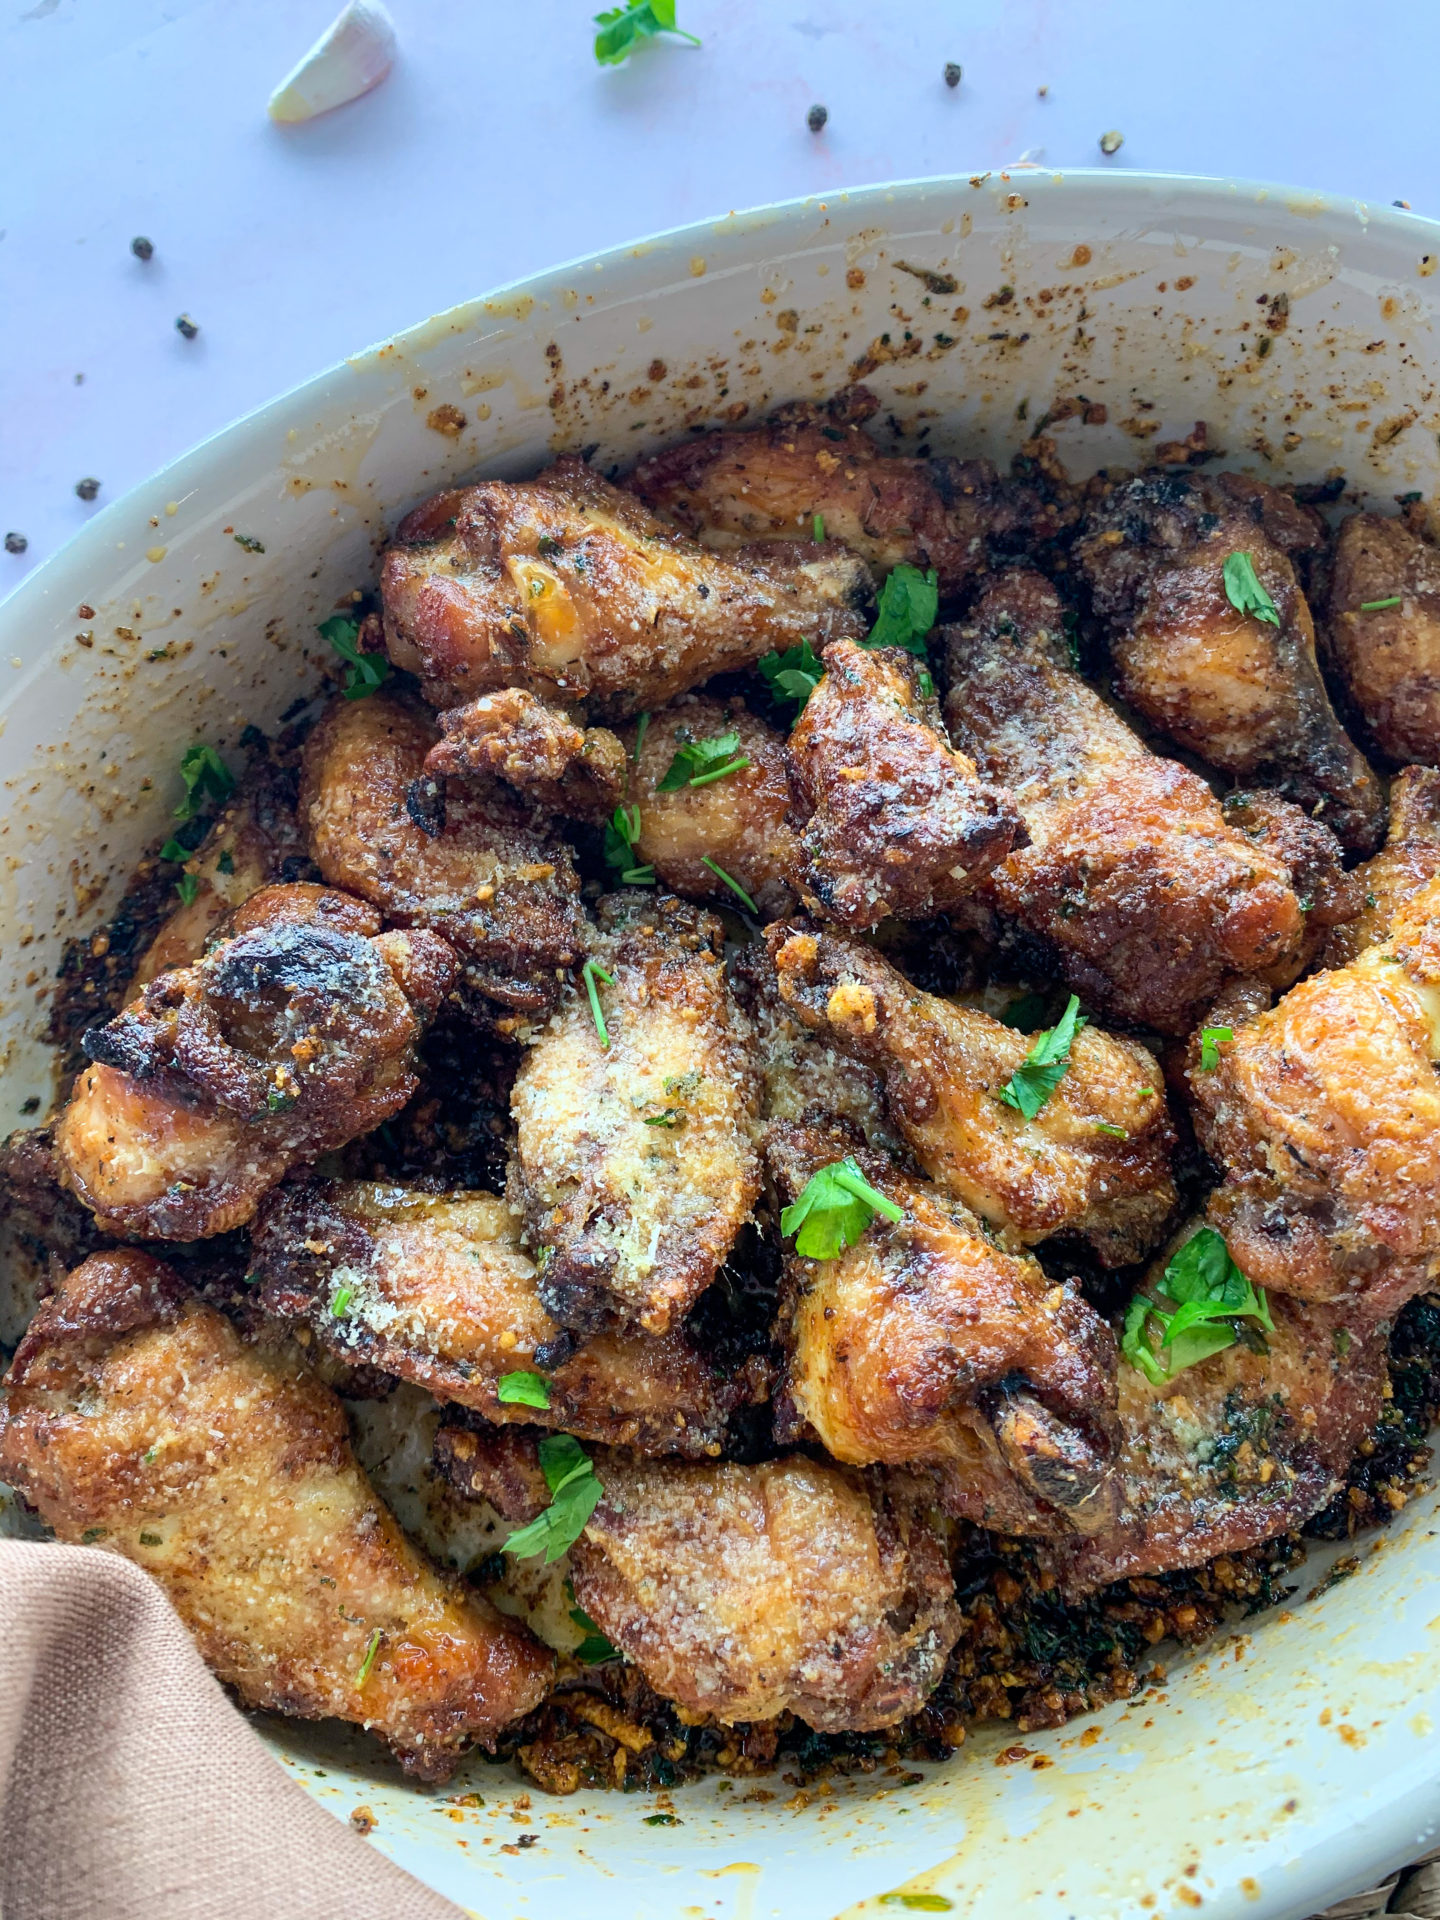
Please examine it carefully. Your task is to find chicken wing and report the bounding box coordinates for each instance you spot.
[1325,766,1440,968]
[769,1122,1117,1536]
[422,686,626,821]
[54,885,457,1240]
[630,393,1045,592]
[300,691,585,1024]
[0,1251,552,1778]
[379,455,871,717]
[942,570,1307,1033]
[1325,509,1440,764]
[1078,471,1383,854]
[251,1179,767,1455]
[787,638,1022,929]
[509,892,761,1335]
[1216,789,1363,986]
[767,922,1177,1265]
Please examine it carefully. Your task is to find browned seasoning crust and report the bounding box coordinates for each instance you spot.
[787,639,1023,929]
[943,570,1308,1033]
[424,686,627,822]
[769,1121,1118,1537]
[0,1250,552,1778]
[251,1180,767,1455]
[53,884,457,1240]
[1325,510,1440,765]
[1325,766,1440,968]
[300,690,585,1023]
[379,455,871,717]
[1215,789,1363,987]
[1079,472,1383,855]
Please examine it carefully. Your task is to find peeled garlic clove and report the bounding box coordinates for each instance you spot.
[267,0,397,125]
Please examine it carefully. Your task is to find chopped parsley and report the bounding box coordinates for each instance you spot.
[1198,1024,1234,1071]
[175,873,200,906]
[998,994,1086,1121]
[174,743,234,820]
[498,1370,551,1409]
[1222,551,1281,628]
[781,1155,905,1260]
[217,848,235,874]
[159,837,190,863]
[567,1591,620,1664]
[582,957,615,1048]
[356,1627,382,1687]
[593,0,700,65]
[1094,1121,1128,1139]
[865,564,939,656]
[700,856,756,913]
[319,613,391,700]
[331,1284,354,1317]
[1359,596,1403,611]
[644,1813,682,1826]
[758,638,825,716]
[502,1434,603,1563]
[1000,991,1049,1031]
[233,532,265,553]
[643,1108,685,1128]
[602,803,655,884]
[656,728,750,791]
[812,512,826,543]
[1121,1227,1273,1385]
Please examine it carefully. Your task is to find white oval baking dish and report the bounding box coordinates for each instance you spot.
[4,172,1440,1920]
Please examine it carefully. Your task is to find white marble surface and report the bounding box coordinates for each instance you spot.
[1,0,1435,588]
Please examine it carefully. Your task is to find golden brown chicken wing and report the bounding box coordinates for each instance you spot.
[1215,789,1363,986]
[787,639,1022,929]
[422,686,626,821]
[942,571,1308,1033]
[1325,510,1440,765]
[379,456,870,716]
[1324,766,1440,968]
[1078,471,1382,854]
[0,1251,552,1778]
[300,691,585,1023]
[768,922,1176,1265]
[251,1180,767,1455]
[54,885,457,1240]
[509,892,761,1335]
[769,1122,1117,1536]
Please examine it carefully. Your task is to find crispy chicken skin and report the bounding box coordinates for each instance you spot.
[768,922,1176,1264]
[300,691,585,1023]
[1079,471,1383,855]
[509,892,761,1336]
[423,686,626,822]
[251,1180,766,1455]
[0,1251,552,1777]
[769,1123,1117,1536]
[54,885,457,1240]
[630,394,1044,592]
[1325,767,1440,968]
[1191,875,1440,1313]
[787,639,1022,929]
[1216,789,1363,986]
[943,571,1307,1033]
[379,455,871,717]
[1325,511,1440,765]
[623,693,801,918]
[566,1454,961,1731]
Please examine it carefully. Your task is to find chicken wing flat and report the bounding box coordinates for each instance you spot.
[1190,875,1440,1314]
[567,1453,961,1731]
[54,885,457,1240]
[251,1180,766,1455]
[767,922,1176,1265]
[943,571,1307,1033]
[1078,471,1383,854]
[1325,766,1440,968]
[620,692,800,918]
[300,691,584,1022]
[1325,510,1440,764]
[379,455,871,717]
[630,395,1044,592]
[0,1251,552,1778]
[769,1122,1117,1536]
[787,639,1022,929]
[509,892,761,1335]
[424,686,626,821]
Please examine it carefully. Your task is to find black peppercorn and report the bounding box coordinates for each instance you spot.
[4,532,27,554]
[806,103,827,133]
[75,478,101,503]
[943,62,962,88]
[131,236,154,262]
[175,313,199,340]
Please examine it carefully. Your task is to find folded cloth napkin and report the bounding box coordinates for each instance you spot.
[0,1538,465,1920]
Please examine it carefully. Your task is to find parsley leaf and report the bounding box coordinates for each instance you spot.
[644,1108,685,1128]
[593,0,700,65]
[781,1155,906,1260]
[1198,1024,1233,1072]
[656,729,751,791]
[568,1601,620,1665]
[174,744,234,820]
[998,994,1086,1121]
[602,803,654,883]
[319,614,391,700]
[1222,552,1281,628]
[175,873,200,906]
[1120,1227,1273,1384]
[758,639,824,716]
[502,1435,603,1563]
[865,564,940,656]
[999,991,1049,1031]
[497,1370,551,1410]
[159,837,191,864]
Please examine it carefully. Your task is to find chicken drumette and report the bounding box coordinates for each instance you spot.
[1325,508,1440,766]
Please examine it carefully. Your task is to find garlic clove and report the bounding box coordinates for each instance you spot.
[267,0,398,125]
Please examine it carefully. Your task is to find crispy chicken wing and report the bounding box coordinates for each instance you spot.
[379,456,870,717]
[630,394,1044,592]
[509,892,761,1335]
[1216,789,1363,985]
[1192,875,1440,1311]
[787,639,1022,929]
[1325,767,1440,968]
[0,1251,552,1778]
[54,885,457,1240]
[251,1180,766,1455]
[1078,471,1382,853]
[769,1122,1117,1536]
[300,691,584,1024]
[768,922,1176,1264]
[423,686,626,821]
[1325,510,1440,764]
[943,571,1307,1033]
